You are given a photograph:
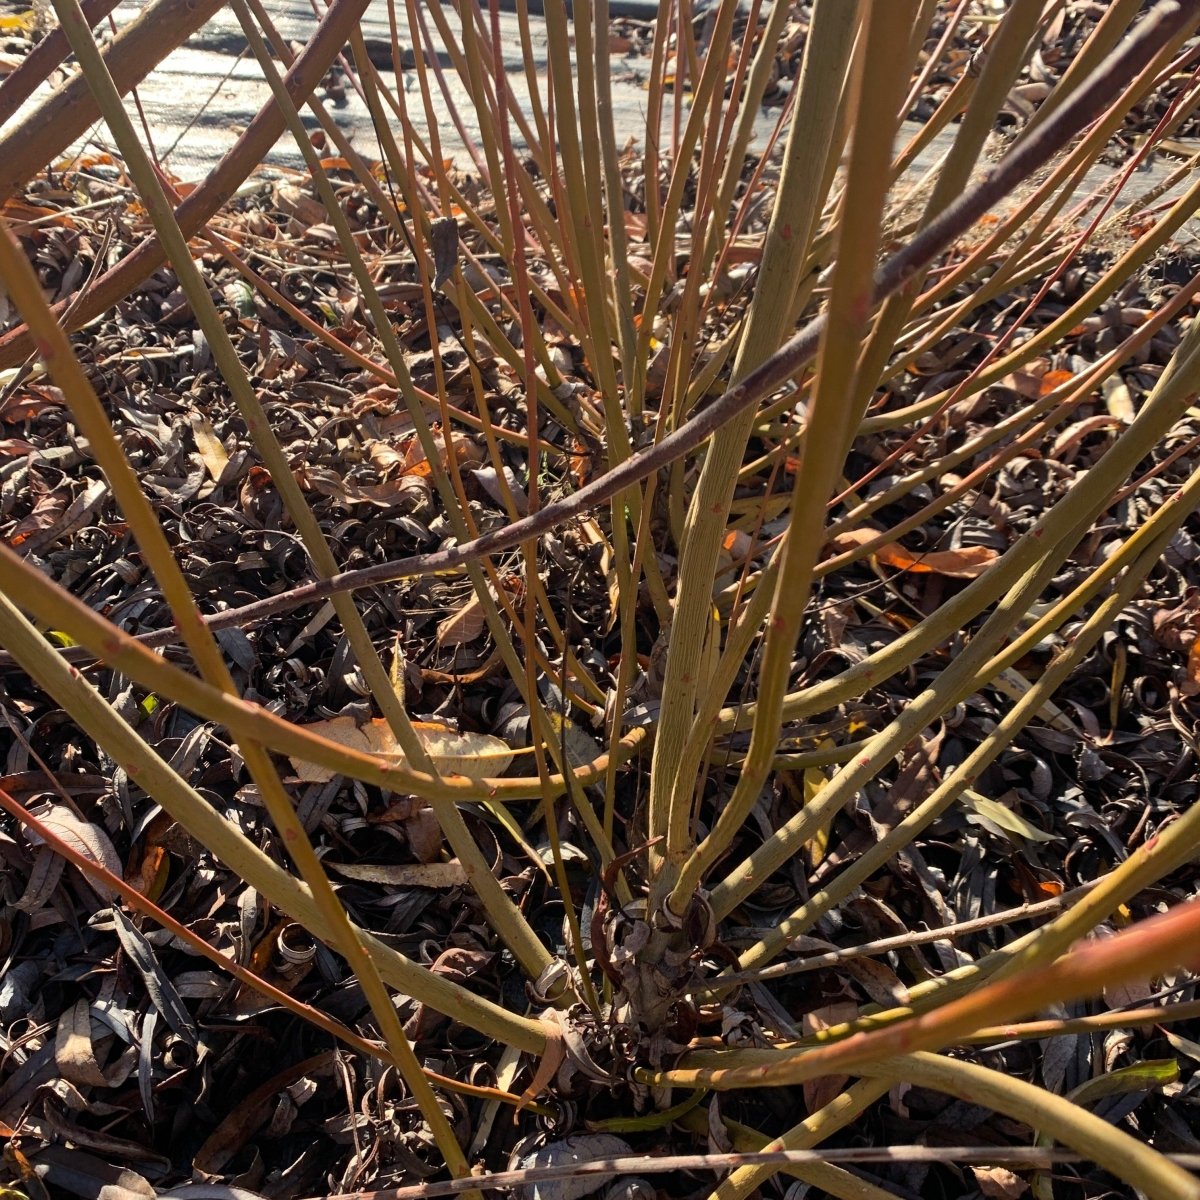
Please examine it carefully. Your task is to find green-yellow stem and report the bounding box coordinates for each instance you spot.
[662,0,920,916]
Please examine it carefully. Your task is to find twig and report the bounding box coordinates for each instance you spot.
[301,1145,1200,1200]
[717,885,1092,986]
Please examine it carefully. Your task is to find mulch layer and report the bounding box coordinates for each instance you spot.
[3,3,1200,1199]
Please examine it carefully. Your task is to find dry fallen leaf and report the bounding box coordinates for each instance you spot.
[324,860,469,888]
[1000,358,1073,399]
[1050,415,1121,462]
[25,803,121,899]
[1186,638,1200,697]
[288,715,513,784]
[437,592,487,647]
[972,1165,1029,1199]
[399,430,481,478]
[828,528,998,578]
[438,576,522,647]
[1103,373,1135,423]
[961,788,1059,845]
[55,998,112,1088]
[189,411,231,483]
[516,1134,634,1200]
[580,517,619,630]
[801,1002,858,1114]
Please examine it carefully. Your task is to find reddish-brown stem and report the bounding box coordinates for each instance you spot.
[0,0,228,200]
[0,0,371,367]
[0,0,121,126]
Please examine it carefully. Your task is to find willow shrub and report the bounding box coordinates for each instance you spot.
[4,1,1200,1196]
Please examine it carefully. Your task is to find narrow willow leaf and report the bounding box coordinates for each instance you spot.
[962,789,1060,844]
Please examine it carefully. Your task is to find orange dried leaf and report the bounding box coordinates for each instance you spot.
[125,842,169,902]
[401,432,480,478]
[878,543,998,578]
[568,439,592,486]
[1038,369,1074,395]
[829,529,998,578]
[1185,638,1200,695]
[2,199,75,229]
[1000,358,1052,399]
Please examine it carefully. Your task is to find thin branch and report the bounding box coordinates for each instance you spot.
[718,887,1089,986]
[302,1146,1200,1200]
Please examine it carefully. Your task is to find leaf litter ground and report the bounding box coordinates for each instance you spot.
[3,4,1200,1199]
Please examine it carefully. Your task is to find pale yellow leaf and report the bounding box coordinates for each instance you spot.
[1103,373,1135,423]
[973,1166,1028,1199]
[289,717,513,784]
[288,715,373,783]
[803,765,830,867]
[411,722,514,779]
[189,411,230,483]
